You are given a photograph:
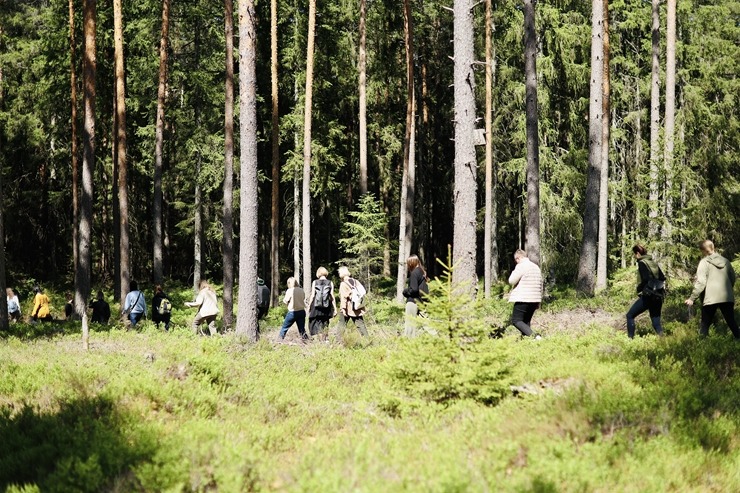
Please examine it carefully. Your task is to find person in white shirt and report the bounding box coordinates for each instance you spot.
[185,280,219,335]
[6,288,21,322]
[508,249,543,338]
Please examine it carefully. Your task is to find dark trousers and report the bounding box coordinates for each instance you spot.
[511,302,539,337]
[701,302,740,339]
[626,296,663,338]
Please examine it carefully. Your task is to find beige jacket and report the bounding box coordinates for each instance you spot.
[186,288,219,317]
[508,258,543,303]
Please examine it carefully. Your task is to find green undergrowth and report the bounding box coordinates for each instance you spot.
[1,285,739,491]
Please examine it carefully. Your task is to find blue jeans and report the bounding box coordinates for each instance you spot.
[129,311,144,327]
[626,296,663,338]
[279,310,306,339]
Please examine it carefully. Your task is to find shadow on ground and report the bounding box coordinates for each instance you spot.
[0,395,158,492]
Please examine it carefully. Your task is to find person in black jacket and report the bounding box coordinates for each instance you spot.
[402,255,429,337]
[626,244,665,338]
[257,278,270,320]
[152,285,172,331]
[90,291,111,324]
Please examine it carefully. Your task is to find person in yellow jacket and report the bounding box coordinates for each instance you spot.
[31,285,53,322]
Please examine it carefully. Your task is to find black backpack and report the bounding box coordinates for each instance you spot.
[314,280,332,308]
[641,261,667,300]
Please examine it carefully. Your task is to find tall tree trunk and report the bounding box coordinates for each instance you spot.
[0,55,7,332]
[269,0,280,306]
[69,0,79,281]
[236,0,259,340]
[77,0,96,349]
[523,0,540,266]
[452,0,477,291]
[576,0,604,296]
[648,0,661,239]
[358,0,368,196]
[596,0,610,292]
[153,0,170,285]
[114,0,130,305]
[302,0,317,292]
[483,0,498,297]
[663,0,676,245]
[292,11,301,282]
[223,0,235,329]
[396,0,415,302]
[193,28,203,294]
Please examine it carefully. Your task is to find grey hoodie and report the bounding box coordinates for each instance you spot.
[689,253,736,305]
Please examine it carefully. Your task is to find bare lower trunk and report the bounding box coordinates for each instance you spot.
[235,0,259,340]
[78,0,96,349]
[301,0,317,292]
[269,0,280,306]
[223,0,235,329]
[596,0,610,292]
[483,0,498,296]
[662,0,676,246]
[648,0,661,239]
[114,0,130,304]
[358,0,368,196]
[153,0,170,285]
[69,0,79,282]
[523,0,540,265]
[396,0,415,302]
[451,0,478,292]
[576,0,604,296]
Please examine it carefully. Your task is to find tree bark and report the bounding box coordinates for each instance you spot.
[452,0,477,292]
[576,0,604,296]
[596,0,610,292]
[153,0,170,285]
[358,0,368,196]
[648,0,660,239]
[77,0,96,349]
[114,0,130,306]
[69,0,79,282]
[483,0,498,297]
[302,0,317,292]
[269,0,280,306]
[193,28,203,294]
[663,0,676,244]
[396,0,415,302]
[0,55,7,332]
[223,0,235,330]
[523,0,540,266]
[236,0,259,341]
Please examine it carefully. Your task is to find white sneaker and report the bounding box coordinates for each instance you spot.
[534,335,542,340]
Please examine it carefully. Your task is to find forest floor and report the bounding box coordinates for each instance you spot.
[1,280,739,492]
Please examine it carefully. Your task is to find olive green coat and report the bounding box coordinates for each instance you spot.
[689,253,736,305]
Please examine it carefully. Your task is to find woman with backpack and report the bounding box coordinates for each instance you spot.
[337,266,368,340]
[626,244,666,338]
[152,285,172,331]
[307,266,336,340]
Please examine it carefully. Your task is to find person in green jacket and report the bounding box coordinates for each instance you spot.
[684,240,739,339]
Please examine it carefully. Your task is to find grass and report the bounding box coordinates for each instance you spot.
[0,275,739,492]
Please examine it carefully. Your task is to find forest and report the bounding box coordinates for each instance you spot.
[0,0,739,490]
[0,0,737,308]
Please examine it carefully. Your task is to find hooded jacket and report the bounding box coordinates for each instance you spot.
[689,253,736,305]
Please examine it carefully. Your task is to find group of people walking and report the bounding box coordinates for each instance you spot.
[5,240,737,341]
[278,266,368,342]
[627,240,738,339]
